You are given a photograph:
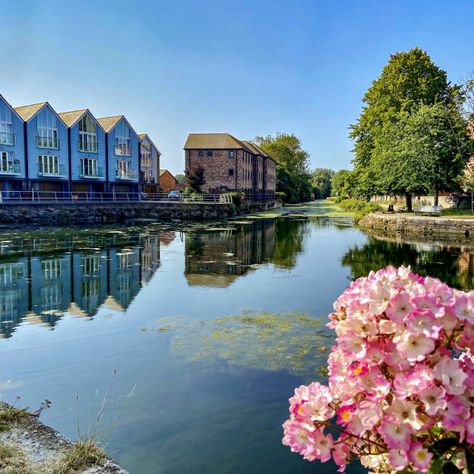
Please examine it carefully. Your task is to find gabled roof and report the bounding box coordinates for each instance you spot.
[160,169,175,178]
[97,115,139,139]
[184,133,248,150]
[0,94,24,122]
[14,101,67,126]
[58,109,105,132]
[241,140,261,155]
[14,102,48,121]
[138,133,161,154]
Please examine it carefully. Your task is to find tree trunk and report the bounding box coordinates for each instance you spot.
[434,192,439,206]
[405,193,412,211]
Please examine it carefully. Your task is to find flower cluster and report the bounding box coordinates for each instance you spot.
[283,266,474,473]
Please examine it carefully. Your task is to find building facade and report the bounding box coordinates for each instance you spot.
[0,94,160,196]
[139,133,160,193]
[184,133,276,197]
[159,169,181,192]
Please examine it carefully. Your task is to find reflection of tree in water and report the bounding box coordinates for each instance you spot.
[146,311,332,382]
[272,219,310,269]
[342,237,473,290]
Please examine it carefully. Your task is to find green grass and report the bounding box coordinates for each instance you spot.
[0,404,30,432]
[57,438,107,474]
[438,208,474,218]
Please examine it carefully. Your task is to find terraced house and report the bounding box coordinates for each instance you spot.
[0,93,160,197]
[184,133,276,198]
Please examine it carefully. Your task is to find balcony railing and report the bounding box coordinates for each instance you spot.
[0,133,15,146]
[0,162,21,175]
[38,163,66,178]
[115,169,138,181]
[78,141,98,153]
[79,165,104,179]
[37,136,60,149]
[114,146,132,156]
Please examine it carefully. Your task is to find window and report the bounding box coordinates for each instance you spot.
[41,259,62,280]
[82,255,99,275]
[228,168,234,176]
[207,151,213,157]
[198,151,204,157]
[0,151,19,174]
[229,151,235,158]
[116,160,131,178]
[80,158,98,177]
[0,104,14,145]
[37,108,59,149]
[140,139,151,168]
[38,155,61,176]
[115,121,131,156]
[78,115,98,153]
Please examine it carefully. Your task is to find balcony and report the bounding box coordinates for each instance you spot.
[78,141,98,153]
[37,136,60,149]
[38,163,66,178]
[115,169,138,181]
[79,165,104,179]
[0,133,15,146]
[0,162,22,176]
[115,145,132,156]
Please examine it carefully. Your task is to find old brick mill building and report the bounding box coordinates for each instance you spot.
[184,133,276,198]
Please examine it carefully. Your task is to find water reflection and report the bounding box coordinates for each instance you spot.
[0,232,166,338]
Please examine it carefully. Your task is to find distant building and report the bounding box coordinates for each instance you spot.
[184,133,276,197]
[160,169,181,192]
[138,134,160,193]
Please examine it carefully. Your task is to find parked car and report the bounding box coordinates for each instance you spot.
[167,190,183,201]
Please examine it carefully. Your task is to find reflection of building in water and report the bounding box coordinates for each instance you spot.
[141,237,160,285]
[0,235,161,337]
[185,220,276,287]
[0,260,28,337]
[159,231,176,247]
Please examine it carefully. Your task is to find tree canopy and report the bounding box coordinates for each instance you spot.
[311,168,334,198]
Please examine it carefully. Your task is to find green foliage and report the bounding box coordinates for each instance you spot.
[338,198,381,223]
[174,173,186,185]
[349,47,471,201]
[311,168,334,198]
[331,169,354,198]
[186,166,206,193]
[254,133,312,203]
[228,191,244,207]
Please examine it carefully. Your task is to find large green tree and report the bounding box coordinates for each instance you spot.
[350,48,467,206]
[331,169,354,197]
[311,168,334,198]
[254,133,312,203]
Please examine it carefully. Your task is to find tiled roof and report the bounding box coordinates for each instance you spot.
[58,109,88,127]
[184,133,247,150]
[96,115,123,133]
[160,169,172,177]
[241,140,261,155]
[139,133,160,153]
[14,102,47,121]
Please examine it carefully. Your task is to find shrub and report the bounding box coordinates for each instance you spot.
[283,266,474,473]
[228,192,244,207]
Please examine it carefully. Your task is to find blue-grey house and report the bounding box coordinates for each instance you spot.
[59,109,106,194]
[138,133,160,193]
[14,102,69,193]
[97,115,140,194]
[0,95,26,193]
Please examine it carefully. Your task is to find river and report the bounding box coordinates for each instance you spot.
[0,201,471,473]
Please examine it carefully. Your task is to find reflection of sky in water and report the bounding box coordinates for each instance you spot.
[0,212,472,473]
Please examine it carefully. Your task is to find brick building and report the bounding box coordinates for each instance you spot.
[184,133,276,197]
[159,169,181,192]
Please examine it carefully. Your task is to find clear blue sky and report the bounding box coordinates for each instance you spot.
[1,0,473,174]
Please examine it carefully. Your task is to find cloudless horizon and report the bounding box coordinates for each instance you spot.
[1,0,473,175]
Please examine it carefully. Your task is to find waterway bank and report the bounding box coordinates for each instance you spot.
[359,212,474,241]
[0,200,279,225]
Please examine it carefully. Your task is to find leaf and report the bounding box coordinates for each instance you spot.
[428,458,444,474]
[442,462,462,474]
[465,448,474,474]
[429,438,458,456]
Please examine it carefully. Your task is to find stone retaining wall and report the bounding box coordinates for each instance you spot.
[359,213,474,240]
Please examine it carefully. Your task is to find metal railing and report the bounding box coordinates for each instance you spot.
[38,163,66,178]
[78,141,98,153]
[115,169,138,180]
[79,165,104,179]
[0,162,22,175]
[36,136,60,149]
[114,146,132,156]
[0,191,236,204]
[0,133,15,146]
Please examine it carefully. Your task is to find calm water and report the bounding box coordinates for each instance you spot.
[0,202,472,473]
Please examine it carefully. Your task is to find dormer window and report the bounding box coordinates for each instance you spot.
[115,121,132,156]
[79,115,98,153]
[37,108,59,149]
[0,105,14,145]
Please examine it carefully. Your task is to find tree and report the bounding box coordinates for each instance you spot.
[331,169,354,197]
[253,133,312,203]
[349,48,467,207]
[175,173,186,185]
[311,168,334,199]
[186,166,206,193]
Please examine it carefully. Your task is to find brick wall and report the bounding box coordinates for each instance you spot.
[160,171,179,192]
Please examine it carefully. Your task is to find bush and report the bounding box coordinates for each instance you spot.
[228,192,244,207]
[338,198,381,222]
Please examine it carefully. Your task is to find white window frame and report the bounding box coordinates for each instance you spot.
[80,158,98,177]
[38,155,60,176]
[0,106,14,145]
[37,109,59,149]
[78,115,98,153]
[0,151,19,174]
[116,160,129,178]
[115,122,131,156]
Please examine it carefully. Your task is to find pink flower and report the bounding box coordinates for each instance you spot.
[409,441,433,472]
[466,416,474,444]
[395,332,435,362]
[386,291,413,323]
[313,431,333,462]
[434,357,468,395]
[282,419,316,461]
[388,449,409,471]
[385,399,423,430]
[378,418,412,450]
[418,385,446,415]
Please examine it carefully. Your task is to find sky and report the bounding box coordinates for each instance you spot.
[1,0,473,175]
